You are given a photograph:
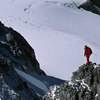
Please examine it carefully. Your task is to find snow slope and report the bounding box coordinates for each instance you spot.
[0,0,100,80]
[15,68,48,92]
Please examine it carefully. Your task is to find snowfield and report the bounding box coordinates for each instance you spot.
[0,0,100,80]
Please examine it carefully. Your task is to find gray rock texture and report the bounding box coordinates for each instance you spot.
[44,63,100,100]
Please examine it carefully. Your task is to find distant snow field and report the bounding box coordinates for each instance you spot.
[0,0,100,80]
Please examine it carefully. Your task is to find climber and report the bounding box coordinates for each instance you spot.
[84,45,92,65]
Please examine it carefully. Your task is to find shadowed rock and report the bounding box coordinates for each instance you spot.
[78,0,100,15]
[44,63,100,100]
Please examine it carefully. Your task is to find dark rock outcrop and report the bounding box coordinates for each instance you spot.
[0,21,45,75]
[0,21,64,100]
[90,0,100,8]
[78,0,100,15]
[0,21,45,99]
[43,63,100,100]
[0,58,39,100]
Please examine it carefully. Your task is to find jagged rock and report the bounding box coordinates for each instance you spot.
[43,63,100,100]
[0,21,46,100]
[0,72,39,100]
[0,21,45,75]
[0,58,40,100]
[90,0,100,8]
[0,21,64,100]
[78,0,100,15]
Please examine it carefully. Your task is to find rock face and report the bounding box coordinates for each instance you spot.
[90,0,100,8]
[78,0,100,15]
[43,63,100,100]
[0,21,43,100]
[0,21,45,75]
[0,22,64,100]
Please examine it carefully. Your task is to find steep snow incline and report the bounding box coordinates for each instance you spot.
[15,68,48,92]
[0,0,100,80]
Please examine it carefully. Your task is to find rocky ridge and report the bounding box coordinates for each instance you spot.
[78,0,100,15]
[0,21,64,100]
[0,21,45,76]
[0,21,42,100]
[43,63,100,100]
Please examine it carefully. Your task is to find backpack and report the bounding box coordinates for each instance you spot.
[88,47,92,55]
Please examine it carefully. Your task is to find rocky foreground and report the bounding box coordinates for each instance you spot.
[43,63,100,100]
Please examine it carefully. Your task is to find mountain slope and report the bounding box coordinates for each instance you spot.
[0,0,100,80]
[0,22,64,100]
[44,63,100,100]
[15,68,48,92]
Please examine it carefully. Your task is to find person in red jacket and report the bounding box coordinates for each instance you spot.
[84,45,92,65]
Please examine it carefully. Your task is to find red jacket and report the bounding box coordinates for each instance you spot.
[84,48,91,57]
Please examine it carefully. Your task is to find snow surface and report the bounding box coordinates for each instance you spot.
[76,79,91,91]
[0,0,100,80]
[95,94,99,97]
[15,68,48,92]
